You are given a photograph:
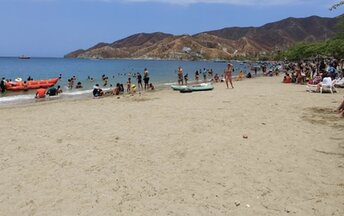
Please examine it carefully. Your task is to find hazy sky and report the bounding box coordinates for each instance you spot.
[0,0,342,57]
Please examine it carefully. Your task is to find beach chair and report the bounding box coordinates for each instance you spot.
[320,77,336,94]
[334,78,344,88]
[306,84,318,93]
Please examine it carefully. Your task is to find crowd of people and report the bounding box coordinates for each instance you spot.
[176,67,219,85]
[2,61,343,117]
[174,63,261,89]
[92,68,155,98]
[0,67,156,100]
[278,59,344,117]
[172,60,343,117]
[283,59,343,85]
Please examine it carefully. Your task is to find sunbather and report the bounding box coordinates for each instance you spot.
[283,73,291,83]
[308,74,322,85]
[236,71,245,81]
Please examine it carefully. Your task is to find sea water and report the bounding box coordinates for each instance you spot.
[0,57,254,105]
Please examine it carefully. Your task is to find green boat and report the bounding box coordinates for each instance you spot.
[171,83,214,92]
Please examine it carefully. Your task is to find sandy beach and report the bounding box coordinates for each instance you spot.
[0,76,343,215]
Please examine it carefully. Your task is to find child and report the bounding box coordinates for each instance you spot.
[149,83,155,90]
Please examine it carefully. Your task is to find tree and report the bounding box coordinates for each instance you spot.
[335,15,344,39]
[324,39,344,59]
[330,1,344,10]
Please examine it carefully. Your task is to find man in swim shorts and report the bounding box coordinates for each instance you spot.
[143,68,149,90]
[137,72,143,90]
[177,66,183,85]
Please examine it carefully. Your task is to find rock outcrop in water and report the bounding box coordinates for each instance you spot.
[65,15,340,60]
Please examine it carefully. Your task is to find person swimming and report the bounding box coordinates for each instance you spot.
[75,82,83,89]
[149,83,155,90]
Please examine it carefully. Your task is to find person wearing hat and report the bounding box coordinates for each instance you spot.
[225,63,234,89]
[131,84,137,95]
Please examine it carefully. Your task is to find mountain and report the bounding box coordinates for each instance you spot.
[203,16,339,51]
[65,15,340,60]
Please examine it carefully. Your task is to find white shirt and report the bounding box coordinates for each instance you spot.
[322,77,332,86]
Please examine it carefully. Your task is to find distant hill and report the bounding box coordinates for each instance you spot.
[65,15,340,60]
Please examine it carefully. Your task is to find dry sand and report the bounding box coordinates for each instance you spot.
[0,76,343,215]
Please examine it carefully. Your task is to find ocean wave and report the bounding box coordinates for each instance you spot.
[0,94,35,103]
[61,89,93,96]
[162,82,177,86]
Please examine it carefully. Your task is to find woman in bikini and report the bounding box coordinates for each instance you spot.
[225,63,234,89]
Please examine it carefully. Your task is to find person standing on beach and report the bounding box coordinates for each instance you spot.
[127,77,132,93]
[195,70,199,83]
[143,68,149,90]
[184,73,188,85]
[137,72,143,90]
[177,66,183,85]
[225,63,234,89]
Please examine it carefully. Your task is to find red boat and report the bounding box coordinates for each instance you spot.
[5,78,59,91]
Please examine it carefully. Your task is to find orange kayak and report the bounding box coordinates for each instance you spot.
[5,78,59,91]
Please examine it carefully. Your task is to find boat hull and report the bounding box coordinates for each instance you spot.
[171,83,214,92]
[5,78,59,91]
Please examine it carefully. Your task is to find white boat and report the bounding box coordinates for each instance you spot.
[171,83,214,92]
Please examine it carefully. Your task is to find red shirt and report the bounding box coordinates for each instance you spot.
[36,88,46,98]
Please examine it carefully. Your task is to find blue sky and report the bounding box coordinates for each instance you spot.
[0,0,343,57]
